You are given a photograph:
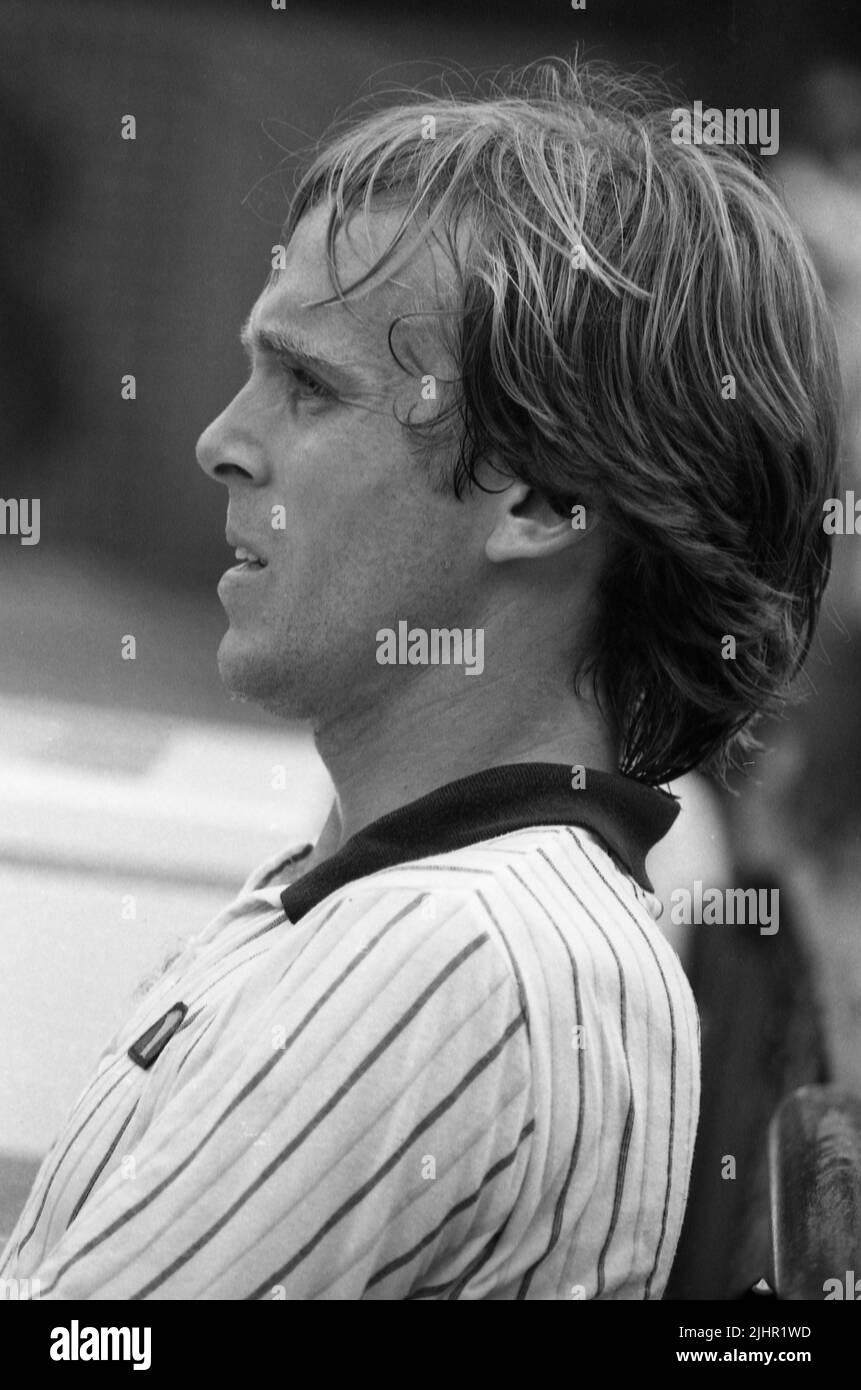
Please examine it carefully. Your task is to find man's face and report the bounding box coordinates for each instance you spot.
[196,203,496,723]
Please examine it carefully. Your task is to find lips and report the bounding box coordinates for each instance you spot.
[225,530,268,568]
[233,546,265,567]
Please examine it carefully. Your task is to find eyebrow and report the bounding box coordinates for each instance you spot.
[239,315,369,388]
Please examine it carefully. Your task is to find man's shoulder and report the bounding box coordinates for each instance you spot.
[336,823,657,922]
[307,823,678,978]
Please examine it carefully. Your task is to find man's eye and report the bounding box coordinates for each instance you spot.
[282,363,330,400]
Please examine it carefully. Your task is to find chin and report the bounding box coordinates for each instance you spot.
[216,632,310,720]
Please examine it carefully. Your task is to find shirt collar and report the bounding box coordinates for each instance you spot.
[280,763,678,923]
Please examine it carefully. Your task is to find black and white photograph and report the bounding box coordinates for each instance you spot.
[1,0,860,1358]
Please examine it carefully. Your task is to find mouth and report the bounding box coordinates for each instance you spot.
[224,529,269,571]
[218,535,269,597]
[230,545,267,573]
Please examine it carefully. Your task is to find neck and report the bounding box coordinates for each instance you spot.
[312,661,615,854]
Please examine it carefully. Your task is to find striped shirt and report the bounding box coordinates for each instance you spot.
[1,763,700,1300]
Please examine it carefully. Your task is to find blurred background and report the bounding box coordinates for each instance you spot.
[1,0,860,1293]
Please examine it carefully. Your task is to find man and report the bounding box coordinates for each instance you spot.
[1,59,840,1299]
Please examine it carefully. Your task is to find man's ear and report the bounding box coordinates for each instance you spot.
[484,480,598,562]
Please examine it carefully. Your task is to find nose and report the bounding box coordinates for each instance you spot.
[195,387,265,488]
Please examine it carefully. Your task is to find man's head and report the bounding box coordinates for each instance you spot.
[197,58,841,785]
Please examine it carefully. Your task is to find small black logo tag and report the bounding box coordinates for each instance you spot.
[128,1002,188,1070]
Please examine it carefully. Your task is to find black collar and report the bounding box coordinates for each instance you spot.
[280,764,678,922]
